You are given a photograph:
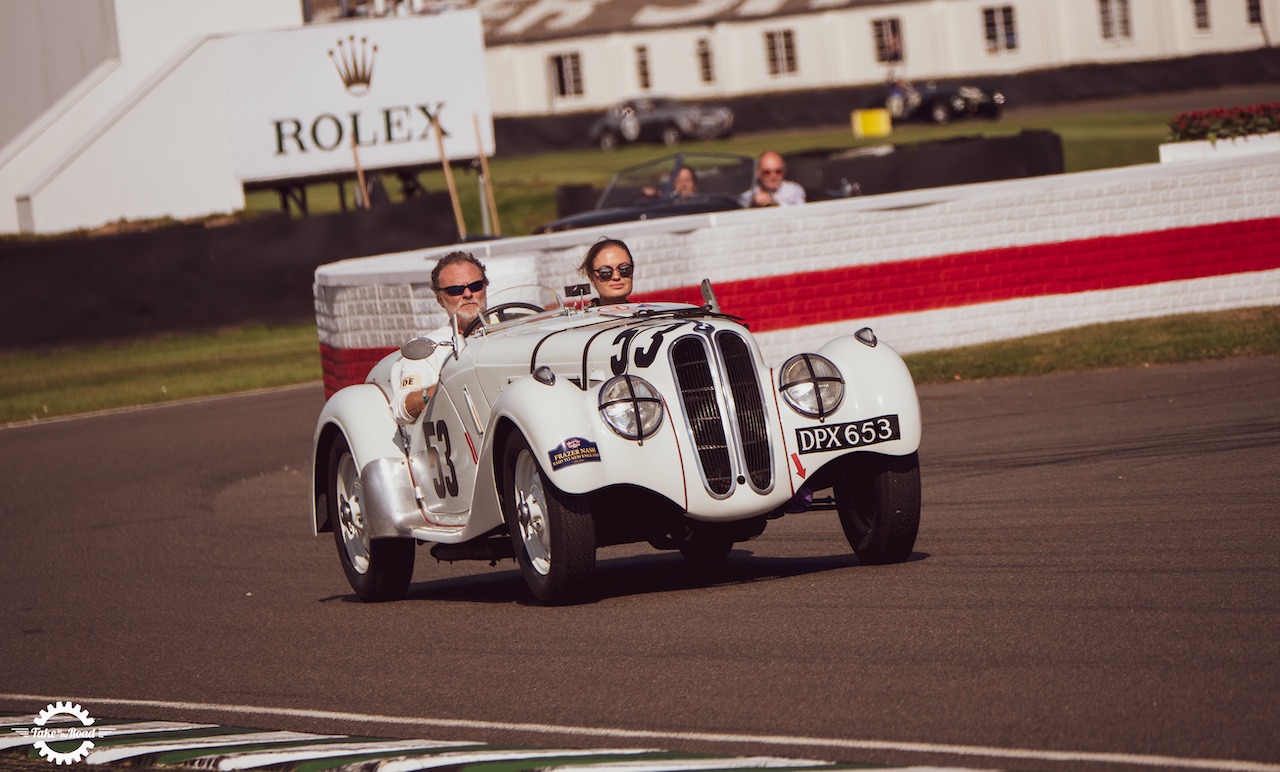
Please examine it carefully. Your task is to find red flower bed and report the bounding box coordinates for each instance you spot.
[1168,102,1280,142]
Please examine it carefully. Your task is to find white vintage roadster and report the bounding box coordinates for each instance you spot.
[310,284,922,603]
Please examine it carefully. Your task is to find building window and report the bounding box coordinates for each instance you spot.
[635,46,651,91]
[1193,0,1210,30]
[765,29,797,76]
[873,18,904,63]
[1247,0,1262,24]
[697,38,716,84]
[1099,0,1132,39]
[983,6,1018,53]
[549,52,583,98]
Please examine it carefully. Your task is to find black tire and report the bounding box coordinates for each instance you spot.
[661,124,682,146]
[503,434,596,603]
[834,452,920,564]
[598,130,620,152]
[327,435,415,601]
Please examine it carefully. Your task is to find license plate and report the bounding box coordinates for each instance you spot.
[795,414,901,455]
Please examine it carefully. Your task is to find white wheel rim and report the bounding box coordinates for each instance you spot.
[513,449,552,576]
[336,453,371,574]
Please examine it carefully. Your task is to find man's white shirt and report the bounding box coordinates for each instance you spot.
[389,322,463,425]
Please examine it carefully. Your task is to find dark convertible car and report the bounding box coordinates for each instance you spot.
[589,97,735,152]
[884,80,1005,124]
[536,152,753,233]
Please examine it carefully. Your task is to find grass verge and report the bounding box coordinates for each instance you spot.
[2,307,1275,426]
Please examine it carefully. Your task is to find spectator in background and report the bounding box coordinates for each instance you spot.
[741,150,806,208]
[579,238,635,305]
[672,165,699,199]
[391,251,489,424]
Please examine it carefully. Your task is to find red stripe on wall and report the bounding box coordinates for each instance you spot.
[631,217,1280,332]
[320,217,1279,395]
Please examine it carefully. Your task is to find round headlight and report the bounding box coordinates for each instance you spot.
[598,375,664,440]
[779,354,844,418]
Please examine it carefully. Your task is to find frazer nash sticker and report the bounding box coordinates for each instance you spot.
[549,437,602,470]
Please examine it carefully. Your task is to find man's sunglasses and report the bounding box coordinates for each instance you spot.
[593,264,634,281]
[440,280,486,296]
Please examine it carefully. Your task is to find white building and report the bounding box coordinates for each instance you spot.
[1,0,1276,235]
[475,0,1279,115]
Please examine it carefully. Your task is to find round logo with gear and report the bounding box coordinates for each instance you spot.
[31,702,99,764]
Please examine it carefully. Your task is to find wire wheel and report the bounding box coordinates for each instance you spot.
[503,434,596,603]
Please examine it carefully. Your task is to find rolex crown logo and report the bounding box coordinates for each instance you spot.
[329,34,378,95]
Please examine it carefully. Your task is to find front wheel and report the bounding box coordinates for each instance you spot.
[503,434,596,603]
[834,452,920,564]
[598,130,620,152]
[327,435,415,601]
[661,124,682,146]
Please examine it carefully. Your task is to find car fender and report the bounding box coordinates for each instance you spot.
[773,333,922,487]
[472,374,690,526]
[310,383,412,536]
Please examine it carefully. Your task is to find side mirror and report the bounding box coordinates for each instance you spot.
[700,279,721,314]
[401,337,439,360]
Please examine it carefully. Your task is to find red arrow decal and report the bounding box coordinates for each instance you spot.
[791,452,807,478]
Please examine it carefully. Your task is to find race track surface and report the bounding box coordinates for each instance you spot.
[1,357,1277,772]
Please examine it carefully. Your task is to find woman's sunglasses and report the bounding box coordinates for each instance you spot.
[593,264,634,281]
[440,280,486,296]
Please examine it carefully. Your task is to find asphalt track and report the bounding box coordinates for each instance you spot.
[1,356,1278,771]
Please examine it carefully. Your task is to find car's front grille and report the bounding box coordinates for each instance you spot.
[670,332,772,497]
[718,332,772,491]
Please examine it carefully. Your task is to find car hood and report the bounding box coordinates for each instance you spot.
[447,303,756,407]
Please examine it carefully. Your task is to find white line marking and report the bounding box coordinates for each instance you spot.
[3,693,1278,771]
[85,731,337,764]
[184,739,481,770]
[0,721,216,751]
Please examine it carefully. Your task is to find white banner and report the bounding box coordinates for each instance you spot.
[223,11,492,183]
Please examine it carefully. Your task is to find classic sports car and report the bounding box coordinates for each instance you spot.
[590,96,735,152]
[310,284,922,604]
[885,80,1005,124]
[536,152,753,233]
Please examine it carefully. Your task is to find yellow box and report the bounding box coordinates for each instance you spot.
[851,108,892,139]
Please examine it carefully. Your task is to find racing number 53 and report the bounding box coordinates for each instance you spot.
[425,420,459,497]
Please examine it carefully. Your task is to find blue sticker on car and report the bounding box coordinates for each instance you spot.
[549,437,602,470]
[796,414,901,454]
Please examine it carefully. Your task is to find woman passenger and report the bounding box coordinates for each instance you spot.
[579,238,635,305]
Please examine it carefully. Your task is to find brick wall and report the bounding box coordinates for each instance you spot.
[314,151,1280,395]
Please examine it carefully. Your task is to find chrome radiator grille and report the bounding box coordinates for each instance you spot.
[670,332,772,496]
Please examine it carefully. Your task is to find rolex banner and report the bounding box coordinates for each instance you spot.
[222,10,492,183]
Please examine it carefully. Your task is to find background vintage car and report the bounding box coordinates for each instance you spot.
[310,287,923,604]
[536,152,754,233]
[589,96,735,151]
[884,80,1006,124]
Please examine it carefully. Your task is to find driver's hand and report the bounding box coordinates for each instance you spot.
[405,384,437,420]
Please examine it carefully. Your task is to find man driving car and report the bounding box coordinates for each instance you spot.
[391,251,489,424]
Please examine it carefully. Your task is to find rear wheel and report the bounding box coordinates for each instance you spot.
[328,435,415,601]
[503,434,596,603]
[834,452,920,564]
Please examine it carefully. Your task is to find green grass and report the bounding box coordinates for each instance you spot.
[244,108,1175,236]
[2,308,1275,426]
[0,325,321,424]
